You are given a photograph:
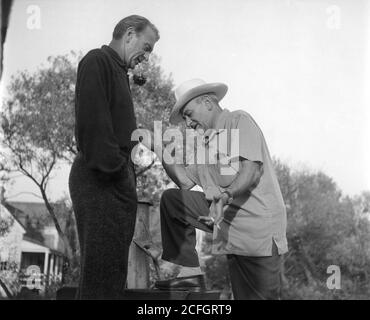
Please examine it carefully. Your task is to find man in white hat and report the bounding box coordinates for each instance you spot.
[152,79,288,299]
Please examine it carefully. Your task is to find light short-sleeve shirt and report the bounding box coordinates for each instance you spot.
[185,109,288,257]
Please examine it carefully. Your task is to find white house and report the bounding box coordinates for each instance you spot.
[0,201,66,297]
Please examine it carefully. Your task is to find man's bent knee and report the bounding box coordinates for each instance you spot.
[160,188,182,206]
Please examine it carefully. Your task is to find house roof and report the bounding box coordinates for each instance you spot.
[5,201,67,230]
[2,202,27,231]
[6,202,51,224]
[22,235,62,254]
[2,201,67,255]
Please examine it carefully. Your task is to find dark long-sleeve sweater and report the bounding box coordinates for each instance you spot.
[74,45,137,176]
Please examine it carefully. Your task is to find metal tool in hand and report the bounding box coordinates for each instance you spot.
[198,199,223,230]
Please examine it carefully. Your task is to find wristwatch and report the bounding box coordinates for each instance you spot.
[221,189,233,205]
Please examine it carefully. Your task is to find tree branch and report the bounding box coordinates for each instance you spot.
[38,186,72,258]
[40,153,57,188]
[18,154,42,188]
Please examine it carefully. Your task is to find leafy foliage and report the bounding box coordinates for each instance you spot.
[2,52,80,165]
[274,159,370,299]
[0,215,14,238]
[129,55,175,131]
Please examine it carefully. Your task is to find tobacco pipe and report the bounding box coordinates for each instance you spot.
[133,74,147,86]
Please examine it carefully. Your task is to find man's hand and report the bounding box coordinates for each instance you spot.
[198,192,231,229]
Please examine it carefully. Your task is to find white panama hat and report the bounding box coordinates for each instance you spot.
[169,79,228,125]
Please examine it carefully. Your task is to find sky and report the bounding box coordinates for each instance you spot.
[0,0,369,202]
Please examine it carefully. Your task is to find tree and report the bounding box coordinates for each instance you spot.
[129,55,176,188]
[130,55,175,131]
[51,197,80,285]
[128,54,177,206]
[1,52,80,257]
[273,159,370,299]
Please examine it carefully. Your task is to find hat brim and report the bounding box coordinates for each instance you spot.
[169,83,228,125]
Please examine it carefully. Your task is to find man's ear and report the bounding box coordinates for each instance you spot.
[124,27,136,43]
[204,95,213,111]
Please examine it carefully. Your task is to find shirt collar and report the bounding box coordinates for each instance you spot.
[101,45,128,73]
[203,109,230,145]
[214,109,230,130]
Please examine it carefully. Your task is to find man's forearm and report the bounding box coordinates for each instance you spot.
[161,148,194,189]
[162,162,188,189]
[226,160,262,198]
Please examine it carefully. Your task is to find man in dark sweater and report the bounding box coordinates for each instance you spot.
[69,15,159,299]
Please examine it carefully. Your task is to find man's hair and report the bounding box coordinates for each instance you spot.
[194,93,219,105]
[112,15,160,40]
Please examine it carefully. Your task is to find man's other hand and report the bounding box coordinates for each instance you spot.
[198,192,230,229]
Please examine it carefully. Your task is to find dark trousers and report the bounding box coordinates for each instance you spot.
[160,188,282,300]
[69,153,137,300]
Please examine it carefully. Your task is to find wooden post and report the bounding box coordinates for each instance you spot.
[127,198,153,289]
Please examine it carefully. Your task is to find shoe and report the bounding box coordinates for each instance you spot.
[154,274,206,292]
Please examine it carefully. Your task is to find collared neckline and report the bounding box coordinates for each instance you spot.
[101,45,128,73]
[202,109,230,146]
[215,109,230,130]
